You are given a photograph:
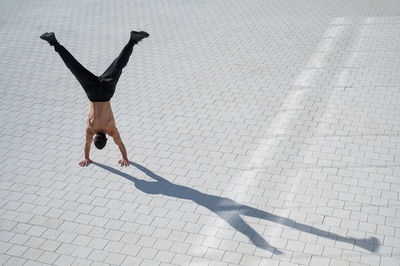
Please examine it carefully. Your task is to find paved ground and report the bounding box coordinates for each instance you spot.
[1,0,400,265]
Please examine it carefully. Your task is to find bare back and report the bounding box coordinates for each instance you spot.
[86,101,116,135]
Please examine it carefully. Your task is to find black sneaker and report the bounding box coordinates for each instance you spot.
[130,31,149,43]
[40,32,58,46]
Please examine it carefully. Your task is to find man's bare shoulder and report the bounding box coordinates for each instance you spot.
[106,124,118,137]
[86,127,95,135]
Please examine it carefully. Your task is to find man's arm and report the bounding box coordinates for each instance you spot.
[79,128,94,166]
[110,127,129,166]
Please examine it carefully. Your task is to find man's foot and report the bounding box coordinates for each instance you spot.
[40,32,58,46]
[130,31,149,44]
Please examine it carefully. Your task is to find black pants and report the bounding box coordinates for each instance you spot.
[54,41,134,102]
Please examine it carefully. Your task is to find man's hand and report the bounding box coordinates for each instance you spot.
[118,159,130,167]
[79,158,93,167]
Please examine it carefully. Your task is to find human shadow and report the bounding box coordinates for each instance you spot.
[93,161,380,254]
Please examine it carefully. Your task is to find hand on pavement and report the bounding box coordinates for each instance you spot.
[79,158,93,167]
[118,159,130,167]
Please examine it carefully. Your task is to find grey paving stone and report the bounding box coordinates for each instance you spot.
[1,0,400,265]
[37,251,61,264]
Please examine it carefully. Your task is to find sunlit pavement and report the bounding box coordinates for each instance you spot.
[0,0,399,265]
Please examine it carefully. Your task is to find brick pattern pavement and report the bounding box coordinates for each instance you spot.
[0,0,399,265]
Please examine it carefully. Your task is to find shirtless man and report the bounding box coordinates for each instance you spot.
[40,31,149,167]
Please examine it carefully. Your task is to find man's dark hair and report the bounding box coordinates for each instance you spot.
[94,133,107,150]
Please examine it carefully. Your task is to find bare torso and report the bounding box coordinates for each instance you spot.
[81,100,128,166]
[86,101,116,135]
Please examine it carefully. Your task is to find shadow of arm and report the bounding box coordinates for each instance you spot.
[130,161,169,183]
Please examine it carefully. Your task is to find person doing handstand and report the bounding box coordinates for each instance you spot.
[40,31,149,167]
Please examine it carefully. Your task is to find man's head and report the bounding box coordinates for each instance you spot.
[94,133,107,150]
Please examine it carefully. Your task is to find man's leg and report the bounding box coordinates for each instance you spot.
[99,31,149,81]
[40,32,99,94]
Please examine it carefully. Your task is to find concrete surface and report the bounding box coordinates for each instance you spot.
[0,0,399,265]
